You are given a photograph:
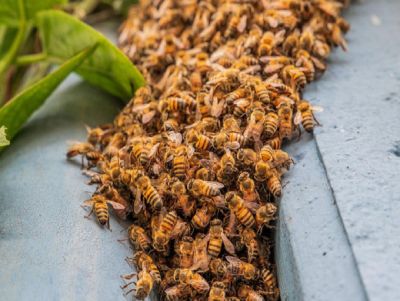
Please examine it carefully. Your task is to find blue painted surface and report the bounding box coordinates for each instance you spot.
[0,75,132,301]
[278,1,400,300]
[1,2,400,300]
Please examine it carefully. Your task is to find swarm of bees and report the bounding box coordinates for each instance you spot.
[68,0,349,300]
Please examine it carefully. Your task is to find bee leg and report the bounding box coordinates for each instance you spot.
[296,126,302,141]
[117,238,129,245]
[124,288,136,296]
[121,273,136,281]
[312,112,322,126]
[120,281,136,289]
[107,219,112,231]
[84,208,94,219]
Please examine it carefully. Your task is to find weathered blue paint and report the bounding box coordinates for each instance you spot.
[278,1,400,300]
[0,74,131,301]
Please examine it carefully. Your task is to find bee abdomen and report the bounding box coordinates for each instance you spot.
[173,157,187,180]
[267,175,282,197]
[195,135,211,151]
[208,238,223,257]
[236,208,255,228]
[94,203,109,225]
[301,112,314,132]
[143,187,163,210]
[161,211,178,233]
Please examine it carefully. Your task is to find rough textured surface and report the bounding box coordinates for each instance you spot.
[0,75,131,301]
[277,136,367,301]
[1,2,399,300]
[278,1,400,300]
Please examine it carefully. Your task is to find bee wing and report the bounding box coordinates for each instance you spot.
[201,233,210,246]
[82,199,94,207]
[142,110,157,124]
[311,56,327,71]
[134,190,144,214]
[225,141,241,150]
[245,201,260,213]
[185,121,200,129]
[107,200,126,210]
[168,131,183,145]
[264,63,284,75]
[149,143,160,158]
[132,103,151,112]
[294,111,302,125]
[238,15,247,33]
[233,98,249,106]
[204,181,224,189]
[188,144,195,158]
[226,255,242,264]
[170,220,188,239]
[221,233,236,255]
[211,98,225,118]
[311,105,324,112]
[212,196,226,208]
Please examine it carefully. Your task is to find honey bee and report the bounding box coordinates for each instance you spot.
[281,65,307,92]
[240,227,259,263]
[272,149,293,171]
[277,102,294,139]
[85,125,108,146]
[230,97,249,118]
[236,148,257,169]
[171,178,196,217]
[259,144,274,162]
[226,256,258,280]
[159,94,197,114]
[191,202,217,230]
[282,30,299,56]
[135,251,162,283]
[237,284,264,301]
[256,203,278,232]
[263,112,279,138]
[135,175,163,212]
[196,52,213,74]
[152,210,178,252]
[186,129,212,151]
[121,268,154,300]
[127,225,152,251]
[66,142,102,167]
[176,236,194,268]
[254,160,274,182]
[163,118,180,132]
[217,150,238,185]
[209,281,226,301]
[266,136,282,150]
[172,145,189,180]
[190,233,211,272]
[225,88,248,105]
[257,32,274,56]
[173,268,210,294]
[209,258,228,279]
[225,192,256,228]
[98,183,129,219]
[294,100,322,133]
[261,268,279,300]
[187,179,224,198]
[104,132,126,157]
[244,109,265,148]
[165,284,191,301]
[195,166,216,181]
[237,172,258,202]
[82,194,125,228]
[203,218,235,258]
[295,49,316,82]
[191,71,203,93]
[266,169,282,198]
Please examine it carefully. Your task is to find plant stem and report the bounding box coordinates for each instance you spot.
[0,0,27,76]
[16,53,48,65]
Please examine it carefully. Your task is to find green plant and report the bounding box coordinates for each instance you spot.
[0,0,144,148]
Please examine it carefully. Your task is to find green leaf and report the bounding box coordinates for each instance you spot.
[0,45,96,142]
[0,126,10,146]
[0,26,18,57]
[0,0,67,27]
[36,10,145,100]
